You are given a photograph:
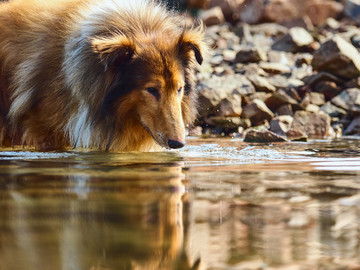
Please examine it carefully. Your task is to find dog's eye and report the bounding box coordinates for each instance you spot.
[146,87,160,99]
[177,87,182,94]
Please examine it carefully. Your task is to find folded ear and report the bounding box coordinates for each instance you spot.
[91,34,135,69]
[177,24,207,66]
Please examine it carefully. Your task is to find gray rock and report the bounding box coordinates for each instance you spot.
[320,102,347,118]
[290,111,332,137]
[272,27,314,53]
[344,116,360,135]
[312,36,360,79]
[344,0,360,25]
[331,88,360,113]
[243,129,286,143]
[247,74,276,93]
[241,99,274,126]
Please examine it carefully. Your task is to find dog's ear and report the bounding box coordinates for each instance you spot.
[91,34,135,69]
[177,24,206,66]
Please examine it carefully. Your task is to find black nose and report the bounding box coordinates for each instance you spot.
[168,139,185,149]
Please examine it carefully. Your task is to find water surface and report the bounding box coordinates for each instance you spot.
[0,138,360,270]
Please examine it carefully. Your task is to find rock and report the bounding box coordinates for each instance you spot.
[267,75,303,89]
[247,74,276,93]
[314,81,343,101]
[243,129,287,143]
[286,128,308,141]
[270,115,294,136]
[276,104,294,116]
[331,88,360,114]
[244,92,272,104]
[208,0,245,22]
[267,50,296,66]
[241,99,275,126]
[222,49,237,62]
[290,111,332,137]
[258,62,291,74]
[282,15,314,31]
[272,27,314,53]
[312,36,360,79]
[207,116,251,129]
[302,71,343,86]
[304,104,320,113]
[305,0,343,26]
[300,92,325,109]
[188,126,203,136]
[320,102,347,118]
[265,89,299,112]
[197,74,256,117]
[234,46,267,63]
[344,0,360,25]
[218,93,242,116]
[344,116,360,135]
[200,6,225,26]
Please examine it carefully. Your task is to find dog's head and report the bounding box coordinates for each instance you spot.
[91,24,206,149]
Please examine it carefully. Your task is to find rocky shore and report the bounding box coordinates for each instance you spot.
[190,0,360,142]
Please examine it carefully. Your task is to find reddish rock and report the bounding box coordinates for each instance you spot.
[241,99,275,126]
[290,111,332,137]
[265,89,299,111]
[305,0,343,26]
[243,129,287,143]
[236,0,342,25]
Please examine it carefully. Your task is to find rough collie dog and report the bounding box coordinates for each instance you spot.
[0,0,206,151]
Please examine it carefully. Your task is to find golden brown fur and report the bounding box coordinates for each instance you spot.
[0,0,206,151]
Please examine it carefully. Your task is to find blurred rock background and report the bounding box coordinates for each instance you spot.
[164,0,360,142]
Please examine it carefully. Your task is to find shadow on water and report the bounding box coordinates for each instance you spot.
[0,138,360,270]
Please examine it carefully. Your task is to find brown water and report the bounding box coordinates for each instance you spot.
[0,138,360,270]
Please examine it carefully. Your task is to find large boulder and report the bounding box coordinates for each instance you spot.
[312,36,360,79]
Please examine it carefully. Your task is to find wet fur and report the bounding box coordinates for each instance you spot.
[0,0,206,151]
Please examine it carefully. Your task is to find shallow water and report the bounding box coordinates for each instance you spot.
[0,138,360,270]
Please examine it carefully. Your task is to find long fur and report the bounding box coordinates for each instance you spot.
[0,0,207,151]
